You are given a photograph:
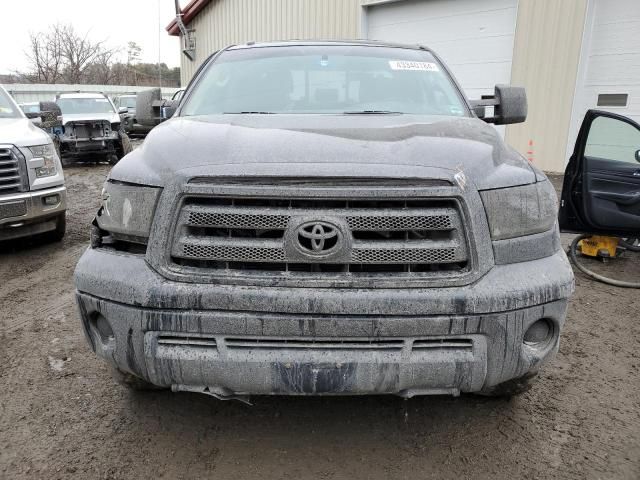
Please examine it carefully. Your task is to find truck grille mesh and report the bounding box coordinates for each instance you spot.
[170,191,469,279]
[346,215,452,231]
[351,247,457,264]
[0,147,28,195]
[182,244,287,262]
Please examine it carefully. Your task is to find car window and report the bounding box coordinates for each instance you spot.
[57,97,116,115]
[585,116,640,164]
[119,97,136,109]
[20,104,41,114]
[182,46,468,116]
[0,89,21,119]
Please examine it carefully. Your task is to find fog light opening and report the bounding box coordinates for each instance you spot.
[524,318,554,346]
[43,194,60,206]
[90,312,115,344]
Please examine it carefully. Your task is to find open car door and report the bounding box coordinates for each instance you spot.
[559,110,640,237]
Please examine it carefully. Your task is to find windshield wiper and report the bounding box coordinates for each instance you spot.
[343,110,403,115]
[223,111,275,114]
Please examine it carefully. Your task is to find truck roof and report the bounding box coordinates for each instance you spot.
[57,92,108,99]
[228,39,432,52]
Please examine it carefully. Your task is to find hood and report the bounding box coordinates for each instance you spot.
[61,113,120,125]
[0,117,52,147]
[111,114,537,190]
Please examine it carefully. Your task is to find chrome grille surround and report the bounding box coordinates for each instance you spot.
[155,178,485,288]
[0,145,29,195]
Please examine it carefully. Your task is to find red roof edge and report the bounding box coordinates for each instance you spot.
[166,0,212,36]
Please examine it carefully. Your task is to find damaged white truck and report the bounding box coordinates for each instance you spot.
[56,92,132,164]
[74,41,575,399]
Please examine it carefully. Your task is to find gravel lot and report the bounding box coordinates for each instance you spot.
[0,151,639,479]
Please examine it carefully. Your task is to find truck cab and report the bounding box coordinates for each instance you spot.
[0,85,66,243]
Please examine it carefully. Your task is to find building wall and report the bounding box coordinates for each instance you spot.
[566,0,640,161]
[180,0,361,85]
[505,0,588,172]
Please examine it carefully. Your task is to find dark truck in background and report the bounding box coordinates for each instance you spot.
[74,41,577,399]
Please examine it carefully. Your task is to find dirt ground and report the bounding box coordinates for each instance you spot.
[0,156,638,479]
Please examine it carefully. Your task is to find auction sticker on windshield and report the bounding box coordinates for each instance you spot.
[389,60,439,72]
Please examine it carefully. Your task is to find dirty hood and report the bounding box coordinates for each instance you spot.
[0,117,52,147]
[111,114,539,190]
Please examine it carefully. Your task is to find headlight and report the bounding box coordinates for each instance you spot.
[96,181,161,243]
[480,180,557,240]
[29,144,57,178]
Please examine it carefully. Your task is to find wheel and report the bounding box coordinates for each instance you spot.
[42,213,66,243]
[109,367,163,391]
[107,153,119,165]
[478,372,538,398]
[116,130,133,159]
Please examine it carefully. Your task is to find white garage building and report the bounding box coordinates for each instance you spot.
[167,0,640,172]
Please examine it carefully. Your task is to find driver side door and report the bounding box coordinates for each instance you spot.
[559,110,640,236]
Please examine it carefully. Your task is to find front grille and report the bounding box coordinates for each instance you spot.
[0,147,28,194]
[170,192,470,279]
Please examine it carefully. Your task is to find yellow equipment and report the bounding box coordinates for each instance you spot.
[577,235,620,259]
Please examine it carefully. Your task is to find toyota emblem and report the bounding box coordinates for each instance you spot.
[296,221,340,255]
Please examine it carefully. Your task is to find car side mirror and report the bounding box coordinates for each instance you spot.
[161,100,179,120]
[118,107,128,114]
[471,85,527,125]
[25,112,43,126]
[37,101,63,129]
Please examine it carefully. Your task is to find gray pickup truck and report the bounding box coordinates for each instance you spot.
[0,85,66,242]
[74,41,577,399]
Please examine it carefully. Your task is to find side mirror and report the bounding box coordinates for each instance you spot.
[161,100,179,120]
[37,101,63,129]
[471,85,527,125]
[135,88,163,127]
[25,112,43,126]
[118,107,128,114]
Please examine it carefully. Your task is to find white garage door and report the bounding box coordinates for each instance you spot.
[567,0,640,159]
[364,0,519,101]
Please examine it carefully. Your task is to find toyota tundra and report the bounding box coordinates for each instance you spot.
[74,41,575,399]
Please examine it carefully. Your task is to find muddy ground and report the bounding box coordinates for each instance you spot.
[0,154,638,479]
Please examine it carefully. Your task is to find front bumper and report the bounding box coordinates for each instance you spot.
[75,248,574,396]
[0,185,66,241]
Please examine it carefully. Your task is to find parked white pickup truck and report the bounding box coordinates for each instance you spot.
[0,85,66,242]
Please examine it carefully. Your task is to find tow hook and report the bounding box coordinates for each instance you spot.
[172,384,253,405]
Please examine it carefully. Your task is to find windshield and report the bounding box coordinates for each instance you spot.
[182,45,468,116]
[57,97,115,115]
[119,97,136,109]
[0,88,21,119]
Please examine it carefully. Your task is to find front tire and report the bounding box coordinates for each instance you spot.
[116,130,133,159]
[110,367,163,391]
[479,372,538,398]
[42,213,66,243]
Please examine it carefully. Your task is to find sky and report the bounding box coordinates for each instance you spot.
[0,0,186,75]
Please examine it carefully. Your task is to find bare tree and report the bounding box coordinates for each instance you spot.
[20,24,180,87]
[25,25,64,83]
[59,25,114,83]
